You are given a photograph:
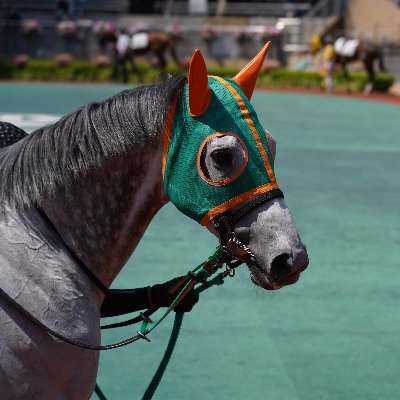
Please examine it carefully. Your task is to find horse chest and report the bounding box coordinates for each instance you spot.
[0,208,101,399]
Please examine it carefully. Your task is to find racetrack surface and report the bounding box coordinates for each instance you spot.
[1,83,399,400]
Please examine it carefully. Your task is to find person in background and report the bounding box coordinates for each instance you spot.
[111,28,131,84]
[319,35,335,93]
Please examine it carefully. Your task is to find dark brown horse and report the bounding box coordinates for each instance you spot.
[128,31,181,69]
[103,30,181,70]
[332,37,387,92]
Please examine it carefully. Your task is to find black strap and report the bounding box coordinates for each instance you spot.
[0,284,146,350]
[0,207,159,349]
[227,189,284,226]
[35,206,108,294]
[101,307,158,330]
[214,189,284,245]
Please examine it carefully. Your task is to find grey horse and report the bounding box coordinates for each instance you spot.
[0,46,308,399]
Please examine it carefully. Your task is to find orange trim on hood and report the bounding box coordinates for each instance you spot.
[210,76,276,186]
[199,181,279,225]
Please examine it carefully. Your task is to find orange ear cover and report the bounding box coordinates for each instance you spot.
[233,41,271,100]
[188,49,212,117]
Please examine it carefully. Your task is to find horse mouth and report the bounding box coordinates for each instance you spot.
[247,257,302,290]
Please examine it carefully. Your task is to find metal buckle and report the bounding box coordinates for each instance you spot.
[225,265,236,277]
[137,330,151,342]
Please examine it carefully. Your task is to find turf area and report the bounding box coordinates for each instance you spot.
[0,83,399,400]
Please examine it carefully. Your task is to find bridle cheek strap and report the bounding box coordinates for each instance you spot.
[212,188,284,264]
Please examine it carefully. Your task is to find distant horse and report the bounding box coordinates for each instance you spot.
[0,43,308,399]
[106,30,181,70]
[333,37,387,92]
[128,31,181,69]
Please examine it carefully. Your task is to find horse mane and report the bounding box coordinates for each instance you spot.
[0,75,186,209]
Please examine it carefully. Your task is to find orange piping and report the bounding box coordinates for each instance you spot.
[199,181,279,225]
[211,76,276,185]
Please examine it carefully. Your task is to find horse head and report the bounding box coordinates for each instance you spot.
[164,42,308,290]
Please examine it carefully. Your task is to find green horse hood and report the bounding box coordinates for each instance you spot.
[163,44,279,225]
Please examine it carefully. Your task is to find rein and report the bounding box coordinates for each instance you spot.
[1,189,281,348]
[35,206,109,294]
[0,244,237,350]
[0,190,284,397]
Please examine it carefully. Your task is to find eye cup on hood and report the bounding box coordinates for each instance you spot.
[197,132,248,186]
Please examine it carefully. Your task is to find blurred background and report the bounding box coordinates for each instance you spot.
[0,0,399,92]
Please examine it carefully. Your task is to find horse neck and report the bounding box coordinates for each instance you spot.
[41,135,168,290]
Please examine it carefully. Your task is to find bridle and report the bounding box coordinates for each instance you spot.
[0,189,285,400]
[0,188,284,351]
[213,188,284,268]
[0,187,284,353]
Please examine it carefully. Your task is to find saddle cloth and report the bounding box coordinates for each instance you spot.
[334,37,359,57]
[131,33,149,50]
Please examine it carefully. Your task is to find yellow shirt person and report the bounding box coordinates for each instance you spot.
[320,41,335,92]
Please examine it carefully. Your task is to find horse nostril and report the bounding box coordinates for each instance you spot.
[270,253,293,281]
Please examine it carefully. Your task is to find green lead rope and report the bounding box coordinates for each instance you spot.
[141,272,226,400]
[95,246,228,400]
[141,312,184,400]
[94,384,107,400]
[138,246,225,338]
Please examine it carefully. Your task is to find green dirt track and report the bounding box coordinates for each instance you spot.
[0,82,399,400]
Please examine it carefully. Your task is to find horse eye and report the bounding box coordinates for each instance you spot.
[210,149,234,168]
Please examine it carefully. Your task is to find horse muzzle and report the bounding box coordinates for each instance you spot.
[247,247,309,290]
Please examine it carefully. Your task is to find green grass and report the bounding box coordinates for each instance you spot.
[0,59,395,92]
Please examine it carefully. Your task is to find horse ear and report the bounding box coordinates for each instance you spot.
[188,49,211,117]
[233,41,271,100]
